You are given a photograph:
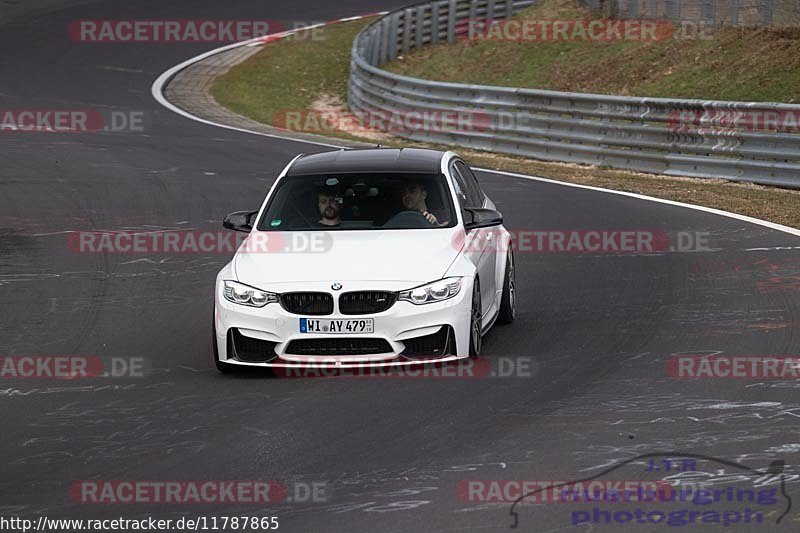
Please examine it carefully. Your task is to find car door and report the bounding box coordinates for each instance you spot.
[450,160,496,325]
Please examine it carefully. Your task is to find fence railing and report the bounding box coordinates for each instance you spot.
[348,0,800,188]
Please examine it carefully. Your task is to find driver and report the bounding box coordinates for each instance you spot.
[400,182,447,226]
[316,189,342,226]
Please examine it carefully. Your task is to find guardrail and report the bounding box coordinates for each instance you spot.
[348,0,800,188]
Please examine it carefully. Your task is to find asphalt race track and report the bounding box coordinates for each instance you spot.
[2,1,800,531]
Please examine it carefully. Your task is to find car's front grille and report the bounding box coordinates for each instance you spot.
[280,292,333,315]
[339,291,397,315]
[230,329,279,363]
[401,326,454,359]
[284,338,393,356]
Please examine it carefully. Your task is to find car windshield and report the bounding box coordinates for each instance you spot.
[256,173,457,231]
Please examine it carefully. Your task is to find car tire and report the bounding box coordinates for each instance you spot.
[497,250,516,324]
[469,277,482,357]
[212,323,237,374]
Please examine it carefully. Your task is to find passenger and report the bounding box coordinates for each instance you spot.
[316,189,342,227]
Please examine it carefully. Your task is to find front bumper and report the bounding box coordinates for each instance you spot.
[214,279,473,368]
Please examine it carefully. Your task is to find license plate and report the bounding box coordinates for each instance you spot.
[300,318,374,334]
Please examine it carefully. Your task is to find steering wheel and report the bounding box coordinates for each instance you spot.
[383,210,435,229]
[283,203,314,229]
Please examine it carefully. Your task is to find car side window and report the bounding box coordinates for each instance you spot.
[454,161,485,207]
[449,162,471,209]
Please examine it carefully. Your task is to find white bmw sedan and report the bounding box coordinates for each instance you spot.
[213,148,515,372]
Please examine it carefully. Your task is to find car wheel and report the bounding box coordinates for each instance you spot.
[212,323,237,374]
[497,250,516,324]
[469,277,482,357]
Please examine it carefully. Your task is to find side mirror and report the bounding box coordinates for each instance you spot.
[463,208,503,230]
[223,210,258,232]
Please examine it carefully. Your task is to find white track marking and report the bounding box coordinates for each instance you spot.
[150,13,385,148]
[475,168,800,238]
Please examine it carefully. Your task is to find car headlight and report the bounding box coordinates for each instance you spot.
[223,280,278,307]
[398,277,462,305]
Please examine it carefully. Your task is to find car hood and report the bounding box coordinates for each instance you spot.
[234,228,463,287]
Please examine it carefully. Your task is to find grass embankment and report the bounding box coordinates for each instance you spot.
[212,12,800,228]
[212,21,365,134]
[385,0,800,102]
